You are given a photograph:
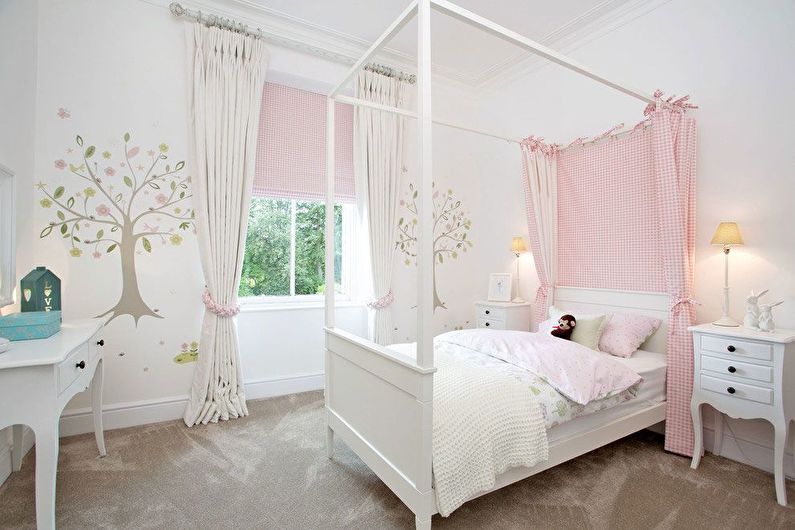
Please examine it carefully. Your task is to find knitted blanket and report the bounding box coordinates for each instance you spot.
[432,349,548,516]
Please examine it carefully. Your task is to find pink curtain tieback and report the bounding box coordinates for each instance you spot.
[202,289,240,317]
[367,290,394,310]
[671,296,700,313]
[536,285,550,298]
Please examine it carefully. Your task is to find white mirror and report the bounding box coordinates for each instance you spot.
[0,164,15,308]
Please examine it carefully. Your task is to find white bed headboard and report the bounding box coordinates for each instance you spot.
[553,286,669,354]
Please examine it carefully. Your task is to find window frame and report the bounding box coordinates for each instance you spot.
[239,199,355,307]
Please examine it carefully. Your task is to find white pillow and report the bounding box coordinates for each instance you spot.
[548,306,610,351]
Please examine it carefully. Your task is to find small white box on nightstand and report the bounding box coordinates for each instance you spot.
[474,301,531,331]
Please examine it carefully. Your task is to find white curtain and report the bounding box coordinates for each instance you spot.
[354,70,406,345]
[183,24,268,426]
[519,141,557,329]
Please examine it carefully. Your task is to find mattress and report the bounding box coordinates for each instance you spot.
[390,341,667,431]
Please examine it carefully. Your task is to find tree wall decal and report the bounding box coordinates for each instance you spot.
[396,182,473,311]
[39,133,194,324]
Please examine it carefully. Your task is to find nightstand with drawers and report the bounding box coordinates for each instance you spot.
[474,301,531,331]
[689,323,795,506]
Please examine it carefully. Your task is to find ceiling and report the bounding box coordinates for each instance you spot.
[191,0,659,90]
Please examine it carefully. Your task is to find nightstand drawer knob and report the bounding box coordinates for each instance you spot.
[485,310,490,315]
[76,360,86,370]
[727,366,737,373]
[485,322,490,327]
[727,386,736,394]
[727,345,736,352]
[97,339,105,347]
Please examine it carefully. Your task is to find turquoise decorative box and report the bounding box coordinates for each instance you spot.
[0,311,62,341]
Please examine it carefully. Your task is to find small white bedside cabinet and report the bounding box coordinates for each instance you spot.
[0,319,107,530]
[689,323,795,506]
[475,301,531,331]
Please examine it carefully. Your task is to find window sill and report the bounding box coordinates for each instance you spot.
[239,299,366,313]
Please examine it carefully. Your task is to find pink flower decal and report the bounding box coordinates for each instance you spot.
[57,108,71,119]
[155,193,168,205]
[105,167,116,176]
[95,204,111,216]
[92,251,102,259]
[54,159,66,170]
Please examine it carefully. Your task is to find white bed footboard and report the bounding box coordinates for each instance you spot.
[325,327,437,522]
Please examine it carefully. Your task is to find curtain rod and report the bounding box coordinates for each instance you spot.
[169,3,416,85]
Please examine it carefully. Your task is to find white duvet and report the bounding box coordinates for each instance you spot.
[392,329,643,517]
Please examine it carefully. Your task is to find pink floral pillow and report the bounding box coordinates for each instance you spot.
[599,313,661,358]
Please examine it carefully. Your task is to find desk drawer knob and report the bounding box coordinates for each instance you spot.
[727,345,736,352]
[727,386,736,394]
[485,310,490,315]
[76,360,86,370]
[97,339,105,347]
[727,366,737,373]
[485,322,490,327]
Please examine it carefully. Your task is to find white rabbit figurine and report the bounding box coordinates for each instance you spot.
[758,300,784,332]
[743,289,769,329]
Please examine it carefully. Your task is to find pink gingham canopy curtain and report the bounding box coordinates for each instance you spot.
[651,101,697,457]
[184,24,268,426]
[253,83,355,202]
[520,137,558,329]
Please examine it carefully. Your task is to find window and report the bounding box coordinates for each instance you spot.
[239,82,357,302]
[239,197,349,299]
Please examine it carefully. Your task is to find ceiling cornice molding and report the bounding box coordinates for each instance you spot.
[476,0,674,92]
[148,0,671,95]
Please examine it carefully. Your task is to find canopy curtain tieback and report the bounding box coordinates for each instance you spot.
[202,289,241,318]
[671,296,700,313]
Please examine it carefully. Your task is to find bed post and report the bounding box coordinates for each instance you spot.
[415,0,434,528]
[324,97,336,459]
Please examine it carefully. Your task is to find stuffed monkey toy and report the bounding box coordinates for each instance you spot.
[550,314,576,340]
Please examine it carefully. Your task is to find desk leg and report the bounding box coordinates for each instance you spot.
[691,400,704,469]
[91,358,107,457]
[773,417,788,506]
[11,424,24,471]
[34,419,59,530]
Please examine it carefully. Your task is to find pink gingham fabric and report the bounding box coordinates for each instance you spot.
[253,82,355,202]
[651,104,698,457]
[557,125,665,292]
[526,93,697,456]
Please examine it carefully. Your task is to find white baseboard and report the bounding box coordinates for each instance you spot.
[59,371,325,437]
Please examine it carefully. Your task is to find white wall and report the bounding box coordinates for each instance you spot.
[475,0,795,475]
[0,0,39,489]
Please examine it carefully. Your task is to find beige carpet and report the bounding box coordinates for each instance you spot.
[1,391,793,529]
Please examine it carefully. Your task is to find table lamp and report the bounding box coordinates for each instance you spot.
[511,236,528,303]
[711,221,744,326]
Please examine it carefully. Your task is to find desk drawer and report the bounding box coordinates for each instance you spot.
[700,374,773,405]
[701,355,773,384]
[477,318,505,330]
[88,328,105,361]
[58,344,90,394]
[476,306,506,322]
[701,335,772,362]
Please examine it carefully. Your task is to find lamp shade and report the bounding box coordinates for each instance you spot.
[710,222,744,247]
[510,236,527,254]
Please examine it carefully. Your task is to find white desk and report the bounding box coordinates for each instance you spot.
[0,319,107,529]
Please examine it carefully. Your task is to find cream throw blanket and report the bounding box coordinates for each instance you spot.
[432,349,548,516]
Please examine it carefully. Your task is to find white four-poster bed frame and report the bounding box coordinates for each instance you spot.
[323,2,667,528]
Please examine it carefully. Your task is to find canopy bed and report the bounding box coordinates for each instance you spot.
[322,1,697,528]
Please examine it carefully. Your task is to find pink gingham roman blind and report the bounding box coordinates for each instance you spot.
[253,82,355,202]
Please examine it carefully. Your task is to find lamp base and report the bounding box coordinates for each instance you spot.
[713,315,740,327]
[512,297,526,304]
